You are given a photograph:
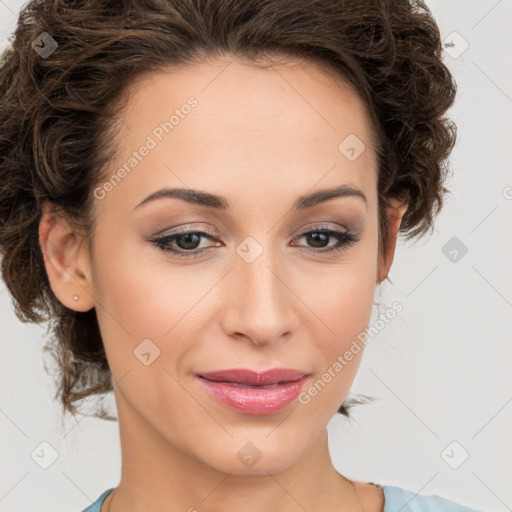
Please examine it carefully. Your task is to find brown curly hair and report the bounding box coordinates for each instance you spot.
[0,0,457,421]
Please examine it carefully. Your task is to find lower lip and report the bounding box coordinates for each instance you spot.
[197,376,309,415]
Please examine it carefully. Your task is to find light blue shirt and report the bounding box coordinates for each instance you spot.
[81,485,485,511]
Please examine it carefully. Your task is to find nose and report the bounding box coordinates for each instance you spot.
[219,246,297,347]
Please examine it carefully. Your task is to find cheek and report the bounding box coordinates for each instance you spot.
[91,222,206,336]
[90,243,202,435]
[89,230,198,378]
[300,233,378,408]
[296,284,374,424]
[310,227,379,348]
[321,264,376,350]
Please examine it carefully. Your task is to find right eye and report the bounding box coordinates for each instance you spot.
[150,228,219,259]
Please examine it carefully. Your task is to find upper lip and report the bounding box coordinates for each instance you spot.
[197,368,309,386]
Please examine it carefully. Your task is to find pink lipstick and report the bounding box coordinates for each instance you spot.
[196,368,310,415]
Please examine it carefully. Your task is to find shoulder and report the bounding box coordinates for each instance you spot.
[352,481,484,512]
[82,484,485,512]
[80,488,115,512]
[380,484,485,512]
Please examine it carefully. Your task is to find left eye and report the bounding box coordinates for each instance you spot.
[293,228,359,254]
[150,227,359,258]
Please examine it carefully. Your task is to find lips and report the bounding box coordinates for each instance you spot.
[196,368,310,415]
[198,368,308,386]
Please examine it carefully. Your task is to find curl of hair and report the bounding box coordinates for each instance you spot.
[0,0,457,420]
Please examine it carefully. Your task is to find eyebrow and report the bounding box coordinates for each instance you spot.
[133,184,367,211]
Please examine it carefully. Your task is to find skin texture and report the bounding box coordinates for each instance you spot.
[39,57,406,511]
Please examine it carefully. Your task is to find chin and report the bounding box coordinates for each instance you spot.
[192,427,319,476]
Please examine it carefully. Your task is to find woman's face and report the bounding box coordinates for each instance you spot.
[69,57,401,474]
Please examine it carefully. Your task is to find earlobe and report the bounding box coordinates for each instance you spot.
[377,197,408,284]
[38,201,95,312]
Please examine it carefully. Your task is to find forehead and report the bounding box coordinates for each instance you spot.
[100,57,378,213]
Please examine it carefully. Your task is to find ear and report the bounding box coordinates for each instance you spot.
[377,195,408,284]
[38,201,95,312]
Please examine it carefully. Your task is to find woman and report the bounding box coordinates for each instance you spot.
[0,0,484,510]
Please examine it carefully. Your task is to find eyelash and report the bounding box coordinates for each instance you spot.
[150,225,360,259]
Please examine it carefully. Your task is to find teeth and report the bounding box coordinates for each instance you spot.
[227,382,281,389]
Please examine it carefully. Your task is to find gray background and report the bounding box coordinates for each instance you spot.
[1,0,511,510]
